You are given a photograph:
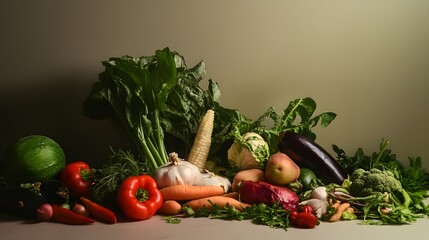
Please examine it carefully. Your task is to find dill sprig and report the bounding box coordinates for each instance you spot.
[92,148,150,204]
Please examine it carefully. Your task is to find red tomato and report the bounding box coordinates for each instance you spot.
[60,161,94,199]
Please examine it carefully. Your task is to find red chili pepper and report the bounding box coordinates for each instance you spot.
[60,161,94,199]
[80,197,117,224]
[51,204,94,225]
[290,210,319,228]
[117,175,163,221]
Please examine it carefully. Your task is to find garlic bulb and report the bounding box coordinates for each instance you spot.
[299,186,329,218]
[311,186,328,200]
[154,152,202,189]
[196,170,232,193]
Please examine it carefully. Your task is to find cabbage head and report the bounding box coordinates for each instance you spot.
[227,132,270,170]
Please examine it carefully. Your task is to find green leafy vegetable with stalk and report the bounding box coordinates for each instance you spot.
[85,48,336,175]
[84,48,220,172]
[88,48,176,171]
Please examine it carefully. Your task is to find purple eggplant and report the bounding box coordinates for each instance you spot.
[238,181,299,211]
[278,131,347,185]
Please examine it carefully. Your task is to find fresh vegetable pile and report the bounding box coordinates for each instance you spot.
[0,48,428,230]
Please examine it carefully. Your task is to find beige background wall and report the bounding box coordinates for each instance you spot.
[1,0,428,170]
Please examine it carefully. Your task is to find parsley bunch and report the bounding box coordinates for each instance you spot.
[183,202,291,231]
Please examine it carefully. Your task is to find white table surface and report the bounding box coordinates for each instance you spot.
[1,212,428,240]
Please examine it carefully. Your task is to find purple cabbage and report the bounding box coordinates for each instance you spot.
[238,181,299,211]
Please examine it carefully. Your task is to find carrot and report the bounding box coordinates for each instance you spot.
[328,202,350,222]
[183,196,250,211]
[51,205,94,225]
[160,185,225,201]
[330,201,341,210]
[380,207,390,215]
[158,200,182,216]
[232,168,265,191]
[187,109,214,172]
[80,197,117,224]
[222,191,239,200]
[345,207,354,213]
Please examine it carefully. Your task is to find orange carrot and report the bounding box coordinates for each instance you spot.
[329,202,350,222]
[157,200,182,216]
[331,201,341,209]
[183,196,250,211]
[222,191,239,200]
[160,185,225,201]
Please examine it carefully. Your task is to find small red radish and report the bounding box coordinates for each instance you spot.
[37,203,53,221]
[72,203,90,217]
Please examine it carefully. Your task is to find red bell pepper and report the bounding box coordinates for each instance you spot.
[60,161,94,199]
[290,205,319,228]
[117,175,163,221]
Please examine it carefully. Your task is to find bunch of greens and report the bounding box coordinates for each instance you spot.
[182,202,292,231]
[91,148,148,204]
[333,139,429,194]
[332,140,429,225]
[327,185,425,225]
[84,48,337,176]
[209,97,337,172]
[84,48,221,172]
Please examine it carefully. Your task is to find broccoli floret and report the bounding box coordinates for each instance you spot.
[349,168,402,197]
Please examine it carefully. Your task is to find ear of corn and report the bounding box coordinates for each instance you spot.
[187,109,215,172]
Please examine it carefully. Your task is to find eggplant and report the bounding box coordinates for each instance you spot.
[0,186,47,219]
[39,180,69,205]
[278,131,347,185]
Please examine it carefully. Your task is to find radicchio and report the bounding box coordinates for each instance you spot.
[238,181,299,211]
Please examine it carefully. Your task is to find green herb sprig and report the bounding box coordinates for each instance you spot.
[183,202,291,231]
[92,148,149,203]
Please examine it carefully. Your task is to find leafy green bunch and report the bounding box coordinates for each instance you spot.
[84,48,220,172]
[209,98,337,172]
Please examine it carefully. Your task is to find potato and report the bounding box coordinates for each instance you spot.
[232,168,265,191]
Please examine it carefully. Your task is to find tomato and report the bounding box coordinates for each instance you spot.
[60,161,94,199]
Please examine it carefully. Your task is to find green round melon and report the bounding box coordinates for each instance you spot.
[1,135,66,185]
